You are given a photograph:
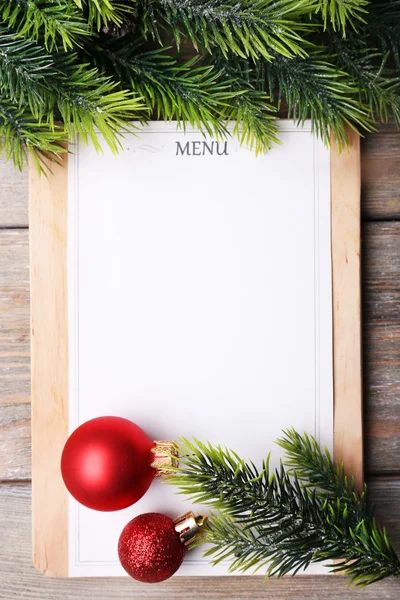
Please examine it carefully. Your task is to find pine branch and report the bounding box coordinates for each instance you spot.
[277,428,358,498]
[204,503,400,585]
[328,32,400,126]
[0,26,144,159]
[0,93,66,170]
[0,1,89,51]
[0,26,57,114]
[91,37,230,137]
[365,1,400,68]
[93,36,279,150]
[47,54,145,152]
[138,0,315,60]
[0,0,399,168]
[315,0,368,35]
[276,427,375,532]
[213,55,279,153]
[75,0,134,30]
[256,49,375,147]
[168,434,400,585]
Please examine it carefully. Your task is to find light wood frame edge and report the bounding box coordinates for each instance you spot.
[331,129,364,490]
[30,154,69,577]
[30,129,363,577]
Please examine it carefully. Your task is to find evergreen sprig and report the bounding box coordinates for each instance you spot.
[0,96,65,170]
[138,0,314,60]
[1,0,400,170]
[168,431,400,586]
[91,37,232,138]
[0,0,89,51]
[259,50,376,146]
[330,32,400,126]
[73,0,133,28]
[93,36,279,150]
[316,0,368,34]
[367,1,400,67]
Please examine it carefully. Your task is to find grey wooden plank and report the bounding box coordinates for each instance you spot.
[0,159,28,227]
[0,229,31,481]
[363,223,400,323]
[0,482,399,599]
[361,133,400,220]
[0,398,30,481]
[364,321,400,474]
[0,230,30,402]
[362,223,400,473]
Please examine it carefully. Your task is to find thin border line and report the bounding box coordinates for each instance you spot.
[70,124,328,570]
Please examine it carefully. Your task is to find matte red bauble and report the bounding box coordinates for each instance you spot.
[118,511,207,583]
[61,416,177,511]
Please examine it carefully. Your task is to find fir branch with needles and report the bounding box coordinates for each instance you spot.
[255,49,375,147]
[1,0,400,170]
[91,35,279,150]
[89,36,234,138]
[366,1,400,68]
[137,0,315,60]
[212,53,279,152]
[43,54,145,152]
[73,0,134,29]
[328,33,400,126]
[167,431,400,586]
[316,0,368,34]
[0,96,66,170]
[0,24,143,167]
[0,0,89,51]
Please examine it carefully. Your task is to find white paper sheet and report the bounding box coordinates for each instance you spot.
[68,121,333,576]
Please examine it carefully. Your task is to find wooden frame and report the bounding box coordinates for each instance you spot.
[29,126,363,578]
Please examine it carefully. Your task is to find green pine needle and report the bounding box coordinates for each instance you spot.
[316,0,368,35]
[0,94,66,170]
[93,36,279,150]
[367,1,400,68]
[139,0,315,60]
[47,56,146,152]
[0,0,90,51]
[167,432,400,586]
[0,27,57,114]
[0,26,144,167]
[79,0,134,30]
[259,50,376,147]
[215,57,280,153]
[0,0,400,169]
[330,32,400,125]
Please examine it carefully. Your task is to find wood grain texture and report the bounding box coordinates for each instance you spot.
[1,482,400,599]
[0,230,30,399]
[331,130,363,489]
[29,155,69,576]
[0,398,30,481]
[363,223,400,323]
[364,324,400,474]
[362,223,400,473]
[0,229,31,481]
[0,159,28,227]
[361,134,400,220]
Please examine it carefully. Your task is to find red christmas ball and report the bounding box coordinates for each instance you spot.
[118,513,185,583]
[61,416,155,511]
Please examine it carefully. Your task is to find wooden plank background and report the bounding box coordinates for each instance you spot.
[0,126,399,598]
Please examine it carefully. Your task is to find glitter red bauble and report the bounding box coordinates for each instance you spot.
[118,513,185,583]
[61,416,155,511]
